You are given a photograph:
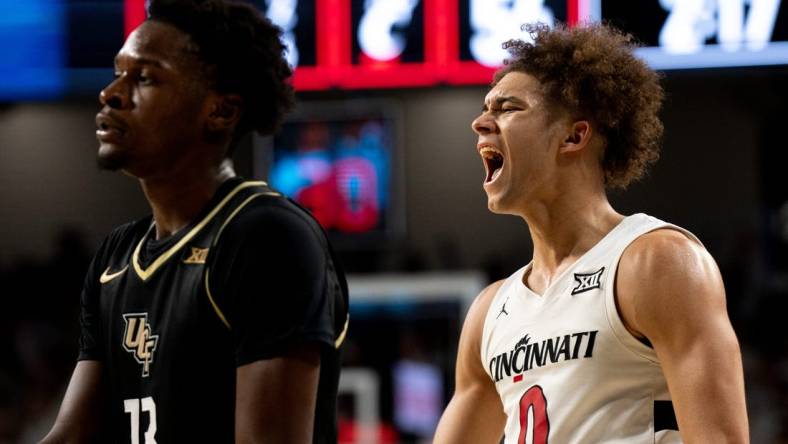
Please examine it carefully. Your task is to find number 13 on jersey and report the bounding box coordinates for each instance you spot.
[518,385,549,444]
[124,396,158,444]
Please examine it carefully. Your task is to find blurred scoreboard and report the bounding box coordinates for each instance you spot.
[120,0,590,90]
[610,0,788,69]
[3,0,788,99]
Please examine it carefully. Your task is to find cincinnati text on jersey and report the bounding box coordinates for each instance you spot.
[489,330,599,383]
[122,313,159,377]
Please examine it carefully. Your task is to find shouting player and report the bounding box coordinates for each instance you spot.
[39,1,348,443]
[435,23,749,443]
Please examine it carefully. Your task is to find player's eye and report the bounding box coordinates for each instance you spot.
[137,73,153,85]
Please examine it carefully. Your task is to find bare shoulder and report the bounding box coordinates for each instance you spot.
[617,228,726,340]
[463,280,506,339]
[619,227,720,292]
[471,280,506,317]
[622,228,711,273]
[455,280,506,379]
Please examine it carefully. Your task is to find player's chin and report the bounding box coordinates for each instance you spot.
[96,143,129,171]
[486,191,519,215]
[485,193,507,214]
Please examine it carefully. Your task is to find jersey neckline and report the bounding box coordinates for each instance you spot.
[131,179,268,282]
[517,213,644,300]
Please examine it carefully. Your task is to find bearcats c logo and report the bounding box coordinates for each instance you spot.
[122,313,159,377]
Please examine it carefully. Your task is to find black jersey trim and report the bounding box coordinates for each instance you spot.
[204,191,282,330]
[654,400,679,432]
[131,181,268,281]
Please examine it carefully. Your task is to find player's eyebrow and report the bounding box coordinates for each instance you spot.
[494,96,527,106]
[114,55,166,69]
[482,95,527,111]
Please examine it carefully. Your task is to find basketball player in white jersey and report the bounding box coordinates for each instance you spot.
[434,23,749,443]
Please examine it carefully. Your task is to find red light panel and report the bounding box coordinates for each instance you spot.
[124,0,581,90]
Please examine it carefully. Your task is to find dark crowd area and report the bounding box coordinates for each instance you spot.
[0,228,92,443]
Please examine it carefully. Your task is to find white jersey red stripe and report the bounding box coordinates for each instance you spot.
[481,213,697,443]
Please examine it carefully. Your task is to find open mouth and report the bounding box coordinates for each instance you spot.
[479,146,504,183]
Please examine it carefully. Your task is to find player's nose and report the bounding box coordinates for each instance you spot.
[472,112,497,135]
[99,76,130,110]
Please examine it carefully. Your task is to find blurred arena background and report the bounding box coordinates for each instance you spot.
[1,0,788,442]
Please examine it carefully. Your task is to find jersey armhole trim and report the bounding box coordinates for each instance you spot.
[479,285,499,380]
[213,191,282,245]
[334,314,349,349]
[604,254,660,364]
[205,267,231,330]
[202,190,280,331]
[603,224,703,364]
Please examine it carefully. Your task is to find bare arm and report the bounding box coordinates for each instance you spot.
[617,229,749,443]
[39,360,104,444]
[434,282,507,444]
[235,343,321,444]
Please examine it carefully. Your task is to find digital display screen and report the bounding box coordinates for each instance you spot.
[2,0,788,100]
[269,119,391,234]
[459,0,569,66]
[267,0,589,88]
[255,100,403,243]
[613,0,788,69]
[0,0,66,100]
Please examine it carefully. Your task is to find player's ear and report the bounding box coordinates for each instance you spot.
[206,94,243,133]
[559,120,592,154]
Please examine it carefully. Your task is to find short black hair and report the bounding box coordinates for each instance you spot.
[147,0,294,140]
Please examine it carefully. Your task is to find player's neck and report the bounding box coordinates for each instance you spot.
[523,191,622,285]
[140,159,236,240]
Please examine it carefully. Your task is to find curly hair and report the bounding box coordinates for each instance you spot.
[494,23,664,189]
[147,0,294,142]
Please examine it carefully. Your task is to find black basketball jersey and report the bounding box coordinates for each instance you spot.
[78,178,349,443]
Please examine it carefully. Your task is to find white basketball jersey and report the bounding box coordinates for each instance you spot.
[481,214,697,443]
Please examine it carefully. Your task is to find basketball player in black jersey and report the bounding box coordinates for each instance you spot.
[39,1,348,443]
